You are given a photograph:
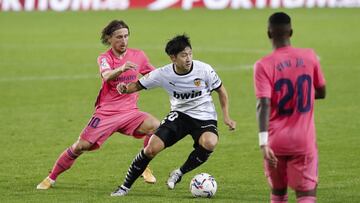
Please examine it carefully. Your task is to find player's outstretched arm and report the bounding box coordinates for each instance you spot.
[214,85,236,131]
[102,61,138,82]
[117,81,144,94]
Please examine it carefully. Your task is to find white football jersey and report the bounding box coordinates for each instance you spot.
[139,60,222,120]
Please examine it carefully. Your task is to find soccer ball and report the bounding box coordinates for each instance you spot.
[189,173,217,198]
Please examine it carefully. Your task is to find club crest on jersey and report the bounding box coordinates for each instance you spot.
[194,78,202,87]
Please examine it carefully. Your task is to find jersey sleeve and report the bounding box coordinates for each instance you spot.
[311,50,326,88]
[254,61,272,98]
[97,55,112,74]
[207,66,222,91]
[139,68,162,89]
[138,51,155,75]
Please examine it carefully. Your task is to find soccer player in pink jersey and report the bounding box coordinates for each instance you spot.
[254,12,326,203]
[36,20,160,190]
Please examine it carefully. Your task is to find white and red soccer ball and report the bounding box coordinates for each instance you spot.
[189,173,217,198]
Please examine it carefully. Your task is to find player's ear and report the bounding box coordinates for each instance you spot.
[267,31,272,39]
[289,29,293,37]
[170,55,176,62]
[107,35,112,45]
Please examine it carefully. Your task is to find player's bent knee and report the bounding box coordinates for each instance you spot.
[201,139,218,151]
[151,118,160,129]
[199,133,218,151]
[144,145,161,158]
[139,117,160,135]
[73,139,92,154]
[145,123,159,134]
[200,136,218,151]
[150,122,160,134]
[72,145,86,155]
[144,134,165,158]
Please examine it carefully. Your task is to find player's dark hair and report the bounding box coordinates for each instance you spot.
[269,12,291,26]
[165,34,192,56]
[101,20,130,46]
[268,12,292,39]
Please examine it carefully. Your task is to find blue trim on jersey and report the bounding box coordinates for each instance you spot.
[211,82,223,92]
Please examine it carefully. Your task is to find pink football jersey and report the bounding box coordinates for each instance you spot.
[95,48,155,114]
[254,46,325,155]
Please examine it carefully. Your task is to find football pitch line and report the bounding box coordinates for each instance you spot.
[0,65,252,82]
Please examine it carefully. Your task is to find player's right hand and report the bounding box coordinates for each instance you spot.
[261,145,278,168]
[120,61,138,72]
[117,83,127,94]
[224,117,236,131]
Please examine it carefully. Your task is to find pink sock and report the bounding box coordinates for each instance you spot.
[297,196,316,203]
[271,194,288,203]
[49,147,79,180]
[143,135,151,148]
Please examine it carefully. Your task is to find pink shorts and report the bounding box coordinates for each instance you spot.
[264,150,318,191]
[80,110,149,150]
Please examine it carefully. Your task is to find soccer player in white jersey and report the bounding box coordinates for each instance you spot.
[110,34,236,196]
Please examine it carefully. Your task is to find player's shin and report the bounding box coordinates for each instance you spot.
[49,147,80,180]
[122,149,152,189]
[179,145,213,174]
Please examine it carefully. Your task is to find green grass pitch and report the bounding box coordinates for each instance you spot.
[0,8,359,203]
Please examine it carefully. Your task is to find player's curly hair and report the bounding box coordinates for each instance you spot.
[101,20,130,46]
[165,34,192,56]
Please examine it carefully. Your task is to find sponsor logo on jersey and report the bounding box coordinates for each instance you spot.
[115,75,137,82]
[194,78,202,87]
[173,90,202,99]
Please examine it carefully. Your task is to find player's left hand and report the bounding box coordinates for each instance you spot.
[120,61,138,72]
[224,117,236,131]
[261,145,278,168]
[117,83,127,94]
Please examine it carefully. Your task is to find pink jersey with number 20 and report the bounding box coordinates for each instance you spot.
[254,46,325,155]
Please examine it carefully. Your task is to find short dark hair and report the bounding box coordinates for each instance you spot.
[101,20,130,45]
[268,12,292,39]
[269,12,291,26]
[165,34,192,56]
